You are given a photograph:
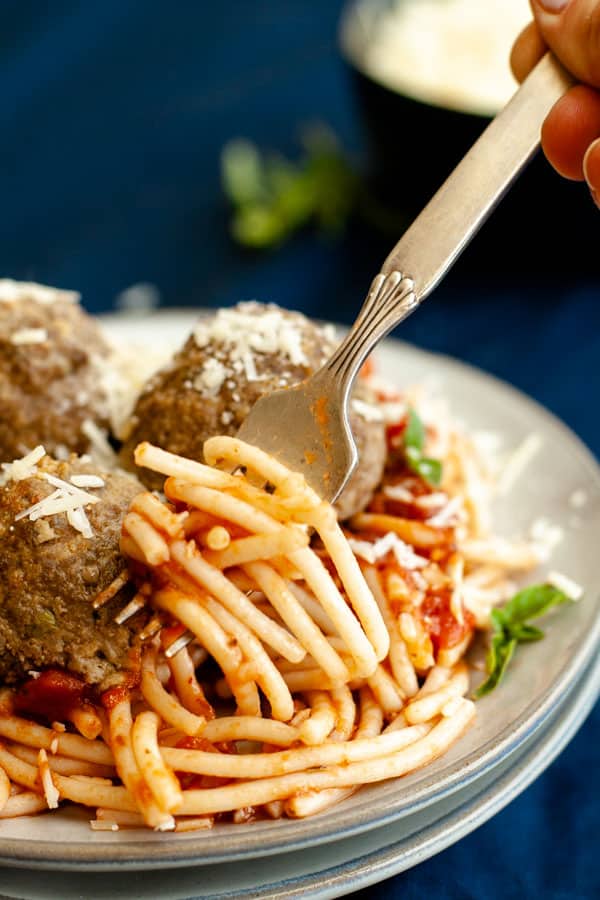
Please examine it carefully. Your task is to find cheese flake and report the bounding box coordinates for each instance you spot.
[546,570,583,601]
[348,531,428,570]
[383,484,414,503]
[10,328,48,345]
[193,358,228,395]
[0,445,46,486]
[351,398,384,423]
[192,304,311,389]
[13,467,103,539]
[70,474,105,488]
[0,279,79,305]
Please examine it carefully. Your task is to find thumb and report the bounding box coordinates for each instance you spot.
[531,1,600,86]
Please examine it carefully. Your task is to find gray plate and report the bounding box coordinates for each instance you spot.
[1,632,598,899]
[1,312,599,869]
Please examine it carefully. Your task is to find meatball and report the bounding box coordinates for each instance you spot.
[0,453,144,688]
[120,302,386,517]
[0,280,113,463]
[337,382,387,521]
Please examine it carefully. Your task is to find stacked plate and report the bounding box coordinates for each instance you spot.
[1,314,599,900]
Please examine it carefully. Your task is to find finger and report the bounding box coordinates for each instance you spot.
[541,85,600,179]
[531,0,600,86]
[583,138,600,206]
[510,21,547,83]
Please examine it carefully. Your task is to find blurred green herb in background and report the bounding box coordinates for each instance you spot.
[221,126,360,249]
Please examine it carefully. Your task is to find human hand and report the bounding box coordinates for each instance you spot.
[511,0,600,206]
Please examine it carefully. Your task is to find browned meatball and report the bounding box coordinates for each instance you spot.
[0,280,113,463]
[120,302,386,518]
[337,381,387,521]
[0,453,144,688]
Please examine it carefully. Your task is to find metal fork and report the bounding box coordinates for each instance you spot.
[237,53,573,503]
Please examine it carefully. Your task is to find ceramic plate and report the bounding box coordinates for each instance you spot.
[1,621,598,898]
[1,311,599,868]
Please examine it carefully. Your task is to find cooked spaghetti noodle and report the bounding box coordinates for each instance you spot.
[0,388,566,832]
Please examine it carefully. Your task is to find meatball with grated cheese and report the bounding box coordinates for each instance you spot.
[0,452,144,688]
[119,302,386,518]
[0,280,114,465]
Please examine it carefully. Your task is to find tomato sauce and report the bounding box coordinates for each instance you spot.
[14,669,92,722]
[419,591,474,651]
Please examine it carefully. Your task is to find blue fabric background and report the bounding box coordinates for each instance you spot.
[0,2,598,896]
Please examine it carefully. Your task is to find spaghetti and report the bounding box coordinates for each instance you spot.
[0,393,567,832]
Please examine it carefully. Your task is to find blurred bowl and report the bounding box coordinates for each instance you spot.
[340,0,598,279]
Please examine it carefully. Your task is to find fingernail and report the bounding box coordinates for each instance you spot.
[536,0,570,11]
[583,140,600,199]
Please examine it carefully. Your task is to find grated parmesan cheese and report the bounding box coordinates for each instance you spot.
[0,279,79,305]
[547,570,583,601]
[380,400,408,424]
[348,537,382,565]
[391,537,429,570]
[70,474,105,488]
[192,304,312,390]
[38,749,60,809]
[66,506,94,539]
[383,483,414,503]
[193,358,228,395]
[348,531,428,570]
[414,492,448,510]
[351,398,384,423]
[10,327,48,345]
[0,445,46,486]
[41,472,102,503]
[426,496,464,528]
[13,467,104,539]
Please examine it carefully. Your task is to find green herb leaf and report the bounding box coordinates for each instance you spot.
[506,623,545,643]
[221,140,267,207]
[499,583,571,626]
[402,408,442,486]
[404,408,425,452]
[476,583,574,698]
[412,457,443,487]
[475,637,517,697]
[221,127,358,249]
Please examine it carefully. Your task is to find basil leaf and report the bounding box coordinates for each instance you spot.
[475,636,517,697]
[507,623,544,643]
[402,410,442,486]
[412,457,443,487]
[404,408,425,452]
[484,629,504,678]
[477,583,574,698]
[490,607,507,632]
[221,140,267,207]
[232,205,289,249]
[221,129,358,249]
[501,584,570,627]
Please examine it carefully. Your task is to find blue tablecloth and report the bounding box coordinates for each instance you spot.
[0,2,598,897]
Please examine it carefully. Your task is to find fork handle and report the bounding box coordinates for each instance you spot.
[325,53,574,398]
